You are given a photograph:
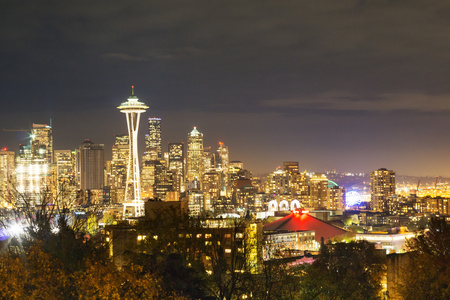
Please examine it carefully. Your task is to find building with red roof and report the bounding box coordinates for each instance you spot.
[263,209,347,260]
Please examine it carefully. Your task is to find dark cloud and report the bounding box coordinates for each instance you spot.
[1,0,450,175]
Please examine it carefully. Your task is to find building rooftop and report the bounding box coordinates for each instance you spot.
[263,210,347,242]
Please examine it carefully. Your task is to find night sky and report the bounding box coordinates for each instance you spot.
[1,0,450,176]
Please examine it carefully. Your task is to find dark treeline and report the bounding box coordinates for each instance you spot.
[0,197,448,299]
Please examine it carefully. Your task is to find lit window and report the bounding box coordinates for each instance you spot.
[225,248,232,253]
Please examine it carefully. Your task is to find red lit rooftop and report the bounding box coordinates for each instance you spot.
[263,209,347,242]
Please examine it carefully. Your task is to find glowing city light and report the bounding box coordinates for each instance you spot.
[8,223,24,237]
[346,191,362,206]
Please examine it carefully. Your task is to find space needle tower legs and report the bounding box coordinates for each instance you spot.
[118,86,148,217]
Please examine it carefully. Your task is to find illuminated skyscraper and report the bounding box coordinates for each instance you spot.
[327,185,345,210]
[152,161,174,201]
[265,167,290,195]
[186,127,203,185]
[111,134,129,189]
[0,149,15,207]
[145,117,161,161]
[217,142,229,173]
[216,142,229,196]
[202,146,213,173]
[370,168,396,211]
[31,123,53,164]
[76,139,104,191]
[54,150,76,194]
[283,162,299,175]
[203,171,221,209]
[290,171,310,197]
[109,134,129,204]
[310,173,328,209]
[168,142,184,193]
[15,124,53,204]
[118,87,148,217]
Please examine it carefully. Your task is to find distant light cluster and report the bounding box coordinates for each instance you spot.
[346,191,362,207]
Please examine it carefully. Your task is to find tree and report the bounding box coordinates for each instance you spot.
[301,240,385,300]
[397,217,450,300]
[0,244,73,299]
[132,208,262,299]
[75,259,187,299]
[0,182,106,271]
[132,208,209,299]
[200,218,257,300]
[248,259,304,300]
[0,183,190,299]
[0,243,187,299]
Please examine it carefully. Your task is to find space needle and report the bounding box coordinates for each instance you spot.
[118,86,148,217]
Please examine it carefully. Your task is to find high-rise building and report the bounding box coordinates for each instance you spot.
[168,142,184,194]
[0,149,15,207]
[186,127,203,185]
[110,134,129,189]
[152,161,174,201]
[140,160,175,201]
[140,161,153,199]
[370,168,396,211]
[310,173,328,209]
[15,125,53,204]
[144,117,162,161]
[217,142,229,196]
[217,142,229,173]
[327,185,346,210]
[283,162,299,175]
[118,86,148,217]
[290,172,310,197]
[229,161,244,170]
[31,123,53,164]
[203,171,221,205]
[202,146,213,173]
[76,140,104,191]
[265,167,290,195]
[54,150,76,194]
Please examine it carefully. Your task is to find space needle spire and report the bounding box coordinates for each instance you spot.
[118,86,148,217]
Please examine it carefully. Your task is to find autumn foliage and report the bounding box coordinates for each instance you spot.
[0,243,186,299]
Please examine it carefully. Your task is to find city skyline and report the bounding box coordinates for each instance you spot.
[2,1,450,176]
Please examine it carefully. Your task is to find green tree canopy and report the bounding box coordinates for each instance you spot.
[301,240,385,300]
[398,217,450,300]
